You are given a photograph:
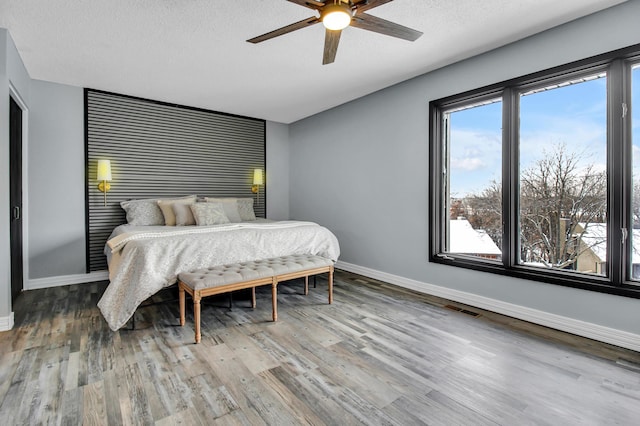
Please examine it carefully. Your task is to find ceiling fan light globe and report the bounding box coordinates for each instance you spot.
[322,5,351,31]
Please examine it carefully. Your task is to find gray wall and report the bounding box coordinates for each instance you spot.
[29,80,85,278]
[266,121,290,221]
[24,85,289,279]
[289,1,640,335]
[1,29,31,318]
[23,78,291,281]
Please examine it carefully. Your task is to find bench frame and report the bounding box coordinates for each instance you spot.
[179,264,334,343]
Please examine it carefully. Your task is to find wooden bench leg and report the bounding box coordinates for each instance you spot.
[179,283,185,327]
[271,280,278,322]
[304,276,309,295]
[251,287,256,309]
[328,267,334,305]
[194,292,202,344]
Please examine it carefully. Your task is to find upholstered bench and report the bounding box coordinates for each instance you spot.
[178,254,334,343]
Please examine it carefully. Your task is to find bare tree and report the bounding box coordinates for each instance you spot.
[465,181,502,249]
[449,198,467,220]
[462,143,607,270]
[633,180,640,229]
[519,144,606,268]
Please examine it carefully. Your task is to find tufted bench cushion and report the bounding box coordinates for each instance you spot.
[178,254,334,291]
[178,254,334,343]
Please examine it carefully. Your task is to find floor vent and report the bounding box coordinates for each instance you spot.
[444,305,480,317]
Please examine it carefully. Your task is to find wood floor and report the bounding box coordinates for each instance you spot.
[1,270,639,425]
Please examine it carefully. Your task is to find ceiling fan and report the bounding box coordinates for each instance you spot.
[247,0,423,65]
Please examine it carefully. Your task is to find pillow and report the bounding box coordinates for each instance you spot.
[120,198,165,226]
[203,199,242,223]
[236,198,257,221]
[158,196,197,226]
[120,195,197,225]
[205,197,256,221]
[173,202,197,226]
[190,202,230,226]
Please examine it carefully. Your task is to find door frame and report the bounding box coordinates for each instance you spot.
[9,83,29,308]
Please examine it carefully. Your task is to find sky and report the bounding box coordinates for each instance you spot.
[447,68,640,198]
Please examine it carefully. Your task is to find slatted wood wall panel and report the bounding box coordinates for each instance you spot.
[86,89,266,272]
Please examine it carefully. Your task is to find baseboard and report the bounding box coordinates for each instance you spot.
[0,312,15,332]
[335,260,640,353]
[26,270,109,291]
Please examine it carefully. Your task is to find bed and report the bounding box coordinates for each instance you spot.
[98,219,340,331]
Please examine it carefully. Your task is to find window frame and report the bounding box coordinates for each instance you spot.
[429,43,640,299]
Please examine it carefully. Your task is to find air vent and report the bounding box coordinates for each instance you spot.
[444,305,480,317]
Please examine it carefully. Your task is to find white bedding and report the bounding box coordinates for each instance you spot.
[98,220,340,330]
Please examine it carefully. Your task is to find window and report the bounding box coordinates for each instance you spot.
[443,99,502,260]
[518,74,607,277]
[430,45,640,298]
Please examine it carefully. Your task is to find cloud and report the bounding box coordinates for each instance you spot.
[633,145,640,175]
[452,157,485,171]
[449,128,500,172]
[448,128,501,196]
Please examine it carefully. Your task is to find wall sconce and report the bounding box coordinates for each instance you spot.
[252,168,263,205]
[97,159,112,207]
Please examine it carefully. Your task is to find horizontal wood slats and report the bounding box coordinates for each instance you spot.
[86,90,266,272]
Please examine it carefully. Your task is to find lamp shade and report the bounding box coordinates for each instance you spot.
[253,168,264,185]
[97,159,112,181]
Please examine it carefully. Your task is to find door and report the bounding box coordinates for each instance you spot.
[10,96,23,303]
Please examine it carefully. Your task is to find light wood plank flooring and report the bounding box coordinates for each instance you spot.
[1,270,639,425]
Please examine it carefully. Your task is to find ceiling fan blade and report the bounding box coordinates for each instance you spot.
[247,16,321,44]
[351,12,422,41]
[323,29,342,65]
[287,0,325,9]
[353,0,394,13]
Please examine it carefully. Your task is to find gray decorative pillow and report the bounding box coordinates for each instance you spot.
[205,197,256,221]
[203,199,242,223]
[121,195,197,225]
[173,202,197,226]
[120,199,165,226]
[158,196,197,226]
[236,198,257,221]
[190,203,230,226]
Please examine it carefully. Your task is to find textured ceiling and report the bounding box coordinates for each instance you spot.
[0,0,627,123]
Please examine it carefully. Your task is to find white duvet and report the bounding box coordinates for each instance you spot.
[98,220,340,330]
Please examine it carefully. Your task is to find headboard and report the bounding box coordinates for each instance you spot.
[85,89,266,272]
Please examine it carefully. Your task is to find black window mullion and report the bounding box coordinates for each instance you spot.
[428,104,444,259]
[502,88,519,268]
[608,59,626,285]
